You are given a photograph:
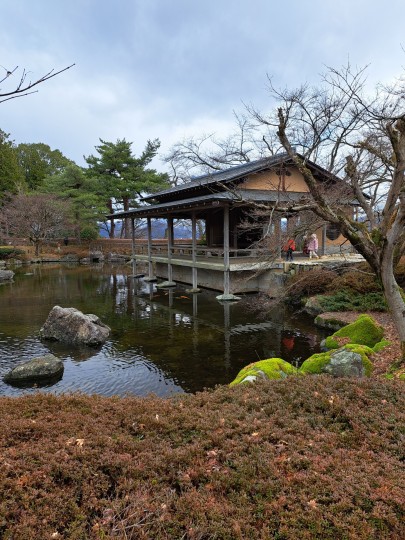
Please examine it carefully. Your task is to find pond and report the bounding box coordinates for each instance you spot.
[0,264,326,397]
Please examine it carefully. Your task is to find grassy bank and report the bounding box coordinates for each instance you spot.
[1,377,404,539]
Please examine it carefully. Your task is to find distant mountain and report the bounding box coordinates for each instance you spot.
[99,219,198,239]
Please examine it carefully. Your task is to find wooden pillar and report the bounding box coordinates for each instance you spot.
[192,212,198,290]
[147,217,154,279]
[216,205,240,301]
[321,224,327,256]
[223,205,230,295]
[275,217,282,258]
[167,216,173,283]
[131,217,136,277]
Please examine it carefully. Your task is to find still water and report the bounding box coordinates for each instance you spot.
[0,264,325,397]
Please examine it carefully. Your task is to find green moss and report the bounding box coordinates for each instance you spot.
[373,339,390,353]
[344,343,374,356]
[324,315,384,349]
[299,344,373,377]
[299,352,332,374]
[230,358,298,386]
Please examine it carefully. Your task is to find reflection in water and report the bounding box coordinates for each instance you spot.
[0,265,326,397]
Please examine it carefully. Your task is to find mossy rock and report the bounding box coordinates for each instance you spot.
[300,344,373,377]
[324,314,384,349]
[373,339,390,353]
[314,314,347,332]
[230,358,298,386]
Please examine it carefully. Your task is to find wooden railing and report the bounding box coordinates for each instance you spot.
[134,243,258,258]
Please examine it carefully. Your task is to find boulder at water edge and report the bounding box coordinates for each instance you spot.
[299,344,374,377]
[40,305,111,346]
[0,269,14,282]
[3,354,64,384]
[230,358,298,386]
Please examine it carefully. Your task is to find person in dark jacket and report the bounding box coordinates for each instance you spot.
[283,238,296,261]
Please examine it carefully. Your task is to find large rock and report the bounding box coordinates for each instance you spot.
[230,358,298,386]
[314,313,347,332]
[0,269,14,282]
[3,354,64,384]
[40,305,111,346]
[300,344,373,377]
[303,296,324,316]
[324,314,384,349]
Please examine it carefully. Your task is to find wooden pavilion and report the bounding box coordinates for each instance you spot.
[110,152,353,297]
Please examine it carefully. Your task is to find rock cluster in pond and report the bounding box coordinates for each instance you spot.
[0,269,14,282]
[40,306,111,346]
[3,354,64,384]
[230,314,388,386]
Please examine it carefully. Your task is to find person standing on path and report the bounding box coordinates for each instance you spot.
[283,238,296,261]
[307,233,319,259]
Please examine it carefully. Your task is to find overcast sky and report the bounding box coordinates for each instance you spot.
[1,0,404,171]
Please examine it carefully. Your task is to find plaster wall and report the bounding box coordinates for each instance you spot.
[242,167,309,192]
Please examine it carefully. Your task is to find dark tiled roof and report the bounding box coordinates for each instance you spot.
[142,153,292,201]
[109,189,314,219]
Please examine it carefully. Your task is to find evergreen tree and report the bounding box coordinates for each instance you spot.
[0,130,25,198]
[16,142,73,190]
[85,138,169,237]
[41,164,106,240]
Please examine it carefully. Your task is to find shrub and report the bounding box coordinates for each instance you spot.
[327,269,382,294]
[79,227,99,241]
[0,379,404,539]
[285,268,338,304]
[0,246,25,260]
[317,290,387,312]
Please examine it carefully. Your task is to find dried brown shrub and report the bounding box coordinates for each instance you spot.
[0,378,404,539]
[285,268,338,304]
[327,269,382,294]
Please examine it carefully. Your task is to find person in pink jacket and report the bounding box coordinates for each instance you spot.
[307,233,319,259]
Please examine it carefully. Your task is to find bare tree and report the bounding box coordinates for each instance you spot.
[0,63,75,104]
[247,63,405,359]
[163,112,274,183]
[0,194,72,255]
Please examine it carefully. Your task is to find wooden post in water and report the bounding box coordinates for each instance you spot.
[191,211,199,291]
[131,217,136,277]
[167,217,173,283]
[144,217,156,281]
[216,205,240,301]
[223,205,230,295]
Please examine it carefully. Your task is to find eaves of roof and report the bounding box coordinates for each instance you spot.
[142,153,292,202]
[142,152,341,203]
[107,190,319,220]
